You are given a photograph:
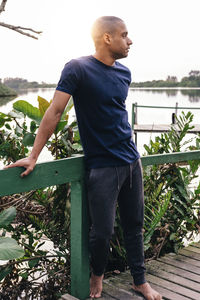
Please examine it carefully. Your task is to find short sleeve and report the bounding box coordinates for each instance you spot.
[56,59,81,95]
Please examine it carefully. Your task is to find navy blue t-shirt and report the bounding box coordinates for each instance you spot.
[56,55,140,169]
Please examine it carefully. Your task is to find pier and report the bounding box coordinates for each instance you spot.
[131,103,200,146]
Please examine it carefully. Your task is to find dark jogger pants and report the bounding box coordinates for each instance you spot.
[86,158,146,285]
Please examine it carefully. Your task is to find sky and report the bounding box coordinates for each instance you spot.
[1,0,200,83]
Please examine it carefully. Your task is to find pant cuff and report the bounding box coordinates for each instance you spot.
[133,275,146,286]
[92,270,104,277]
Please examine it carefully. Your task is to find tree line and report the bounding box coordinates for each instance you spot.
[2,77,56,90]
[131,70,200,88]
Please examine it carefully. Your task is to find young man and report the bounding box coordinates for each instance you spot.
[5,16,162,300]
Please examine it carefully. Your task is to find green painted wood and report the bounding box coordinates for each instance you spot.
[141,150,200,166]
[0,156,84,197]
[70,180,90,300]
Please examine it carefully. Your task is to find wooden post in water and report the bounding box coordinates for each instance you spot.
[70,179,90,300]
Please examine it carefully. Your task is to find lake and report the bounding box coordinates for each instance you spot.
[1,87,200,155]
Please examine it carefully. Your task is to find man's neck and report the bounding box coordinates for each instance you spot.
[93,52,115,66]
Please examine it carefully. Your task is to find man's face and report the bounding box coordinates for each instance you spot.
[108,22,132,60]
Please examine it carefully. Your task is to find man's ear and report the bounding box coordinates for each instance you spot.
[103,33,111,45]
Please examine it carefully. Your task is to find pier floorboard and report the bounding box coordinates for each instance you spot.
[61,241,200,299]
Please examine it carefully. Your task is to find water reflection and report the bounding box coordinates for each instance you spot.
[15,88,49,96]
[133,88,178,97]
[0,96,16,107]
[180,89,200,102]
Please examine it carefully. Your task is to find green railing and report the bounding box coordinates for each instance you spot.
[1,150,200,299]
[132,103,200,128]
[0,156,89,300]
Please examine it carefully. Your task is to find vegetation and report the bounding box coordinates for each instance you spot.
[131,70,200,88]
[0,96,82,299]
[109,111,200,271]
[0,82,17,97]
[2,77,56,91]
[0,97,200,298]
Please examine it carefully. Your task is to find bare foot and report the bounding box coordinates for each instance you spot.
[90,273,104,298]
[132,282,162,300]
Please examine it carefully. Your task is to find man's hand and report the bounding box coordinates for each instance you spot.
[4,157,37,177]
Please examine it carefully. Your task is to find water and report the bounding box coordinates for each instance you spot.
[1,87,200,155]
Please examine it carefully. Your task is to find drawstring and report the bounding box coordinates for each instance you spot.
[115,167,120,191]
[130,164,133,189]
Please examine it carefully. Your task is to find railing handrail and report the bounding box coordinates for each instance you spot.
[1,150,200,299]
[0,155,85,197]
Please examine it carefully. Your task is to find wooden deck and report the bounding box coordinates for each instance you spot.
[61,241,200,299]
[99,241,200,300]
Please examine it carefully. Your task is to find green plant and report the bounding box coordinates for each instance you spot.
[0,95,83,163]
[0,207,24,260]
[143,111,200,255]
[108,111,200,272]
[0,95,82,299]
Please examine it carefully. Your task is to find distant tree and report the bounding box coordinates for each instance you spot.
[4,77,28,89]
[0,0,42,39]
[166,76,177,82]
[189,70,200,77]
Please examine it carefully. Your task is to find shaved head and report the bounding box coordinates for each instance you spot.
[91,16,124,46]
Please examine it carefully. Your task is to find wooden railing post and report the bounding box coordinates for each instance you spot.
[70,179,90,300]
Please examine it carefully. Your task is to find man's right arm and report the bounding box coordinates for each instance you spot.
[4,90,71,177]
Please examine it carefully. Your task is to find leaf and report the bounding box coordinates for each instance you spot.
[0,237,24,260]
[19,271,28,279]
[0,207,16,228]
[23,133,35,147]
[0,112,12,128]
[5,123,11,130]
[30,121,37,133]
[0,266,12,281]
[65,96,74,113]
[55,120,67,134]
[38,96,50,116]
[13,100,42,124]
[28,258,40,268]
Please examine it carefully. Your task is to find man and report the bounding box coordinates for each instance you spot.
[5,16,162,300]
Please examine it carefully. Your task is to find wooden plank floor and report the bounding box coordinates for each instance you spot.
[61,241,200,299]
[100,241,200,300]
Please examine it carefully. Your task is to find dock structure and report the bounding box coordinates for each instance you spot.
[133,124,200,133]
[131,103,200,145]
[61,241,200,300]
